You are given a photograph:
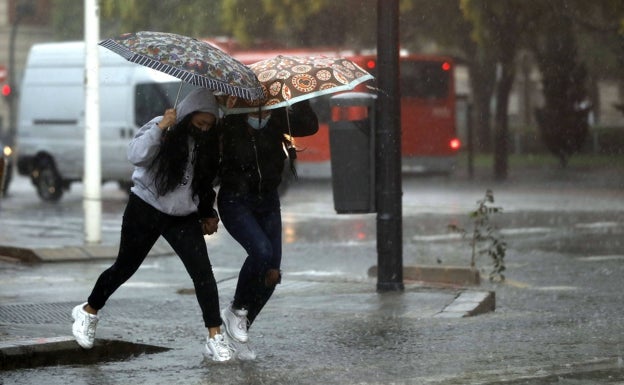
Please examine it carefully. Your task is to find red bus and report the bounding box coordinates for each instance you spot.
[209,42,461,177]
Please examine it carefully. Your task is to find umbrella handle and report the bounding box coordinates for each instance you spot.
[285,109,293,139]
[173,82,184,108]
[166,83,184,132]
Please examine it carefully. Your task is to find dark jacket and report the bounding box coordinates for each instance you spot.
[195,128,221,218]
[218,101,319,194]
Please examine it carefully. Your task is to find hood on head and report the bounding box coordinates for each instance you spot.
[175,88,219,124]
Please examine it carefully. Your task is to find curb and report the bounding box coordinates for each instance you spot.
[434,290,496,318]
[368,264,481,286]
[0,238,174,263]
[367,265,494,318]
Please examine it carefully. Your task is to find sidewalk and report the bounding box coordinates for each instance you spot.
[0,177,494,372]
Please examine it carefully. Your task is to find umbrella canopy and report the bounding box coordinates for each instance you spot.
[99,31,264,101]
[219,55,374,114]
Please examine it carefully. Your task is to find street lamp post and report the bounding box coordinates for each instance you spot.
[375,0,403,292]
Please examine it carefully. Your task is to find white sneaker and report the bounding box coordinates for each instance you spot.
[71,302,99,349]
[236,341,257,361]
[221,305,249,343]
[223,333,257,361]
[204,334,232,362]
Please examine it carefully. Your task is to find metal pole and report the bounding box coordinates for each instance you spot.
[83,0,102,243]
[467,102,474,179]
[7,16,18,145]
[375,0,403,292]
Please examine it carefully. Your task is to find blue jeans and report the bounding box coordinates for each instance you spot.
[217,189,282,327]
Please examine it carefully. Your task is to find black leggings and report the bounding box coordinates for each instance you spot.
[88,193,221,328]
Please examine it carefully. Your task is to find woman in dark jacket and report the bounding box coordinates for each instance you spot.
[217,101,318,358]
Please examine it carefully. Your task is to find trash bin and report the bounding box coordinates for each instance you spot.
[329,92,377,214]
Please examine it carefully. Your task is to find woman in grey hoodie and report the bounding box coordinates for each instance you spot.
[71,88,232,362]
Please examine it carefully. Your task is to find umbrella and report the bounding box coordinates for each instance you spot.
[99,31,264,101]
[218,55,374,114]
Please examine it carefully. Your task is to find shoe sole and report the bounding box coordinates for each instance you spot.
[221,308,248,343]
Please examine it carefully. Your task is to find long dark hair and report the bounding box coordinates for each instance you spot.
[150,114,198,196]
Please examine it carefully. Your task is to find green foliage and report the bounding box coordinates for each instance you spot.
[99,0,222,38]
[400,0,470,53]
[51,0,224,41]
[50,0,84,40]
[220,0,374,48]
[448,189,506,282]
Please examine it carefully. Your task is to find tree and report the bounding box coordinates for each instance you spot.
[461,0,529,180]
[50,0,84,40]
[531,5,590,167]
[100,0,223,37]
[51,0,225,40]
[558,0,624,121]
[220,0,375,48]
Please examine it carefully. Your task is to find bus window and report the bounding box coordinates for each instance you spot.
[401,61,450,99]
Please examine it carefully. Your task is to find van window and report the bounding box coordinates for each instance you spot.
[134,82,195,126]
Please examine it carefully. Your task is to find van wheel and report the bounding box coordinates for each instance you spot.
[34,157,63,202]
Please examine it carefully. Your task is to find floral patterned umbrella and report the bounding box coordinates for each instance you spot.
[99,31,264,101]
[218,55,374,114]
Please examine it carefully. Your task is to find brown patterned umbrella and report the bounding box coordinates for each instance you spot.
[218,55,374,114]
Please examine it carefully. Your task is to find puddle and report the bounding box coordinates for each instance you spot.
[1,337,169,370]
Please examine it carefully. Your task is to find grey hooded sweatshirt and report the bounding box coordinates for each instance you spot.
[128,87,219,216]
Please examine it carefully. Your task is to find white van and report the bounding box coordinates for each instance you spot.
[16,41,193,201]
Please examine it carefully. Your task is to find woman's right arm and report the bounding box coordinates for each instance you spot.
[127,108,176,166]
[127,119,163,166]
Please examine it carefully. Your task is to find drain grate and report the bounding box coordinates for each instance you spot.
[0,302,74,324]
[0,298,200,325]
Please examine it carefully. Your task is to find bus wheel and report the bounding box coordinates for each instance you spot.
[34,156,63,202]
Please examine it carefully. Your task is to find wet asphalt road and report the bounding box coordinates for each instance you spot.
[0,163,623,384]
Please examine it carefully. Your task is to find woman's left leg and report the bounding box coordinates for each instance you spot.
[218,191,282,327]
[243,192,283,326]
[162,213,221,329]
